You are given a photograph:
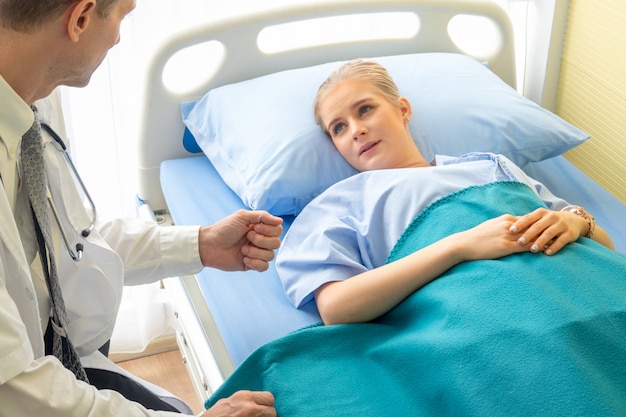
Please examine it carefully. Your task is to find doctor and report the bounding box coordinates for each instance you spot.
[0,0,279,416]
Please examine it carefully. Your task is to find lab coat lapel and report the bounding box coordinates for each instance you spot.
[0,183,45,357]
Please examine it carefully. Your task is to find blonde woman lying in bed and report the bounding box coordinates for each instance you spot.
[275,59,615,326]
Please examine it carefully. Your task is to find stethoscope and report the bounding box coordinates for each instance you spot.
[41,122,97,262]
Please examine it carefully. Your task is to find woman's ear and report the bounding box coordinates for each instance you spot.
[399,97,412,123]
[67,0,96,42]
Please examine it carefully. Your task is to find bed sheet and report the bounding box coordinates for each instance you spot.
[160,153,626,367]
[160,156,321,367]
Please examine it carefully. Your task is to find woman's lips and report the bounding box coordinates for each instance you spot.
[359,140,381,156]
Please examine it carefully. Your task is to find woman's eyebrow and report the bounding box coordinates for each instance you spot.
[352,98,371,110]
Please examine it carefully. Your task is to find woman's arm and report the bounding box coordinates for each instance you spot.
[315,208,614,326]
[315,215,528,325]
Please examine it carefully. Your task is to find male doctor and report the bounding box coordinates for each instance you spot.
[0,0,279,416]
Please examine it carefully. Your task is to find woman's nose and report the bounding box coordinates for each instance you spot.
[352,123,367,140]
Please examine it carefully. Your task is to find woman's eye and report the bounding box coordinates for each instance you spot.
[359,105,372,116]
[332,123,346,135]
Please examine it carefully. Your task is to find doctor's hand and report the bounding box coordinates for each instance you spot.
[198,209,283,272]
[201,390,276,417]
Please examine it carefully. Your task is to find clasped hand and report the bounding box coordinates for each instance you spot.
[198,209,283,272]
[460,207,588,260]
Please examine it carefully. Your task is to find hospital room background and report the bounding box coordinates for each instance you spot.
[52,0,625,397]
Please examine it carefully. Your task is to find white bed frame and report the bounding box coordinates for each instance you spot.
[136,0,519,404]
[137,0,515,213]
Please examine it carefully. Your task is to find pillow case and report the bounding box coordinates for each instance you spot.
[182,52,589,215]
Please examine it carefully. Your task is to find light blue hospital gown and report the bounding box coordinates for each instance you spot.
[276,152,568,308]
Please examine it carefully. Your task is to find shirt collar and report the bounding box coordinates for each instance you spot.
[0,73,35,159]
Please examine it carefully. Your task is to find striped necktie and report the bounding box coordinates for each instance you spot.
[20,110,89,382]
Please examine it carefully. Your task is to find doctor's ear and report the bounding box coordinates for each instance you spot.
[67,0,96,42]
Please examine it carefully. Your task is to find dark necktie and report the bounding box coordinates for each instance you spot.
[20,111,89,382]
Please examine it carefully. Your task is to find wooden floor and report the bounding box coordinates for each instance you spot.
[117,349,204,415]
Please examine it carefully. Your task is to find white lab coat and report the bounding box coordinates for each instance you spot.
[0,88,201,415]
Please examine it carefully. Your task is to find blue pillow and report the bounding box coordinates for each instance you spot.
[182,53,588,215]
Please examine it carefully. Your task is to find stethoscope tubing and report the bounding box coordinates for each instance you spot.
[41,122,97,261]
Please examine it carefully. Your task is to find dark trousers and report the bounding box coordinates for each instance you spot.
[44,320,179,412]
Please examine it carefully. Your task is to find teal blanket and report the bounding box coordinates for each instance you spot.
[206,182,626,416]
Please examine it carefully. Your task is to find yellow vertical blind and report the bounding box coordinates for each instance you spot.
[556,0,626,203]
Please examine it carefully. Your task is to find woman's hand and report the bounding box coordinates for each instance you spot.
[508,208,588,255]
[454,214,530,261]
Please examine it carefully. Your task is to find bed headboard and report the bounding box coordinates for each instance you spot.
[137,0,515,212]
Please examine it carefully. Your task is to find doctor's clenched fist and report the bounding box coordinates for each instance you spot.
[201,390,277,417]
[198,209,283,272]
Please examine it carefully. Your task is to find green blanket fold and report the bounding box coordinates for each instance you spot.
[206,181,626,416]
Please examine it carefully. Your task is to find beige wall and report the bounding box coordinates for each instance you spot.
[556,0,626,203]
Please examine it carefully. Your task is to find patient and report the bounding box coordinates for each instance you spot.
[276,59,615,325]
[206,59,626,416]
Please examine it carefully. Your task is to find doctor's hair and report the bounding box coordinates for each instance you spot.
[0,0,118,32]
[313,59,402,132]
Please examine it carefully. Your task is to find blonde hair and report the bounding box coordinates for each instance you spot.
[313,59,402,133]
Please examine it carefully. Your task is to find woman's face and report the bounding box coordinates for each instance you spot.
[318,79,422,172]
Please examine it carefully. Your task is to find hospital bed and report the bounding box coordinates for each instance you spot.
[135,0,626,405]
